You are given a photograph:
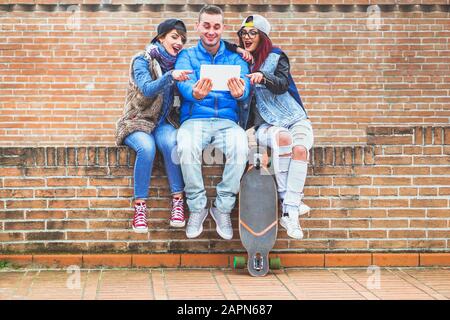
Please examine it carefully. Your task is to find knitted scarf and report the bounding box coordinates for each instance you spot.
[144,42,177,73]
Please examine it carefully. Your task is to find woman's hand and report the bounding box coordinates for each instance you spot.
[172,70,193,82]
[236,47,254,63]
[246,72,265,85]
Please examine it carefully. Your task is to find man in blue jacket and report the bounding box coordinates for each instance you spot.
[175,4,251,240]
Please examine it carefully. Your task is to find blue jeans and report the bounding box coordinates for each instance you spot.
[176,118,248,213]
[124,121,184,199]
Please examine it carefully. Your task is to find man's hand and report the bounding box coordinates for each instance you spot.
[227,77,245,99]
[246,72,264,85]
[192,78,213,100]
[172,70,193,82]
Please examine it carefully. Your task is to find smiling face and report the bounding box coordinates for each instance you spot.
[158,29,186,56]
[239,27,260,53]
[196,13,224,53]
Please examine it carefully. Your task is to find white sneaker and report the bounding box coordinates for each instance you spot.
[210,206,233,240]
[299,202,311,216]
[185,208,208,239]
[280,213,304,239]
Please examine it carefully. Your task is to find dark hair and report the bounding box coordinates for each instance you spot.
[239,30,273,72]
[198,4,223,22]
[158,29,187,44]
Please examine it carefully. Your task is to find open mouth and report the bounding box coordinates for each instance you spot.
[244,41,253,49]
[172,46,181,54]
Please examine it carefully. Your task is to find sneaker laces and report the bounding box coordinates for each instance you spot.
[171,198,184,220]
[215,209,232,230]
[284,214,300,230]
[187,210,205,227]
[134,203,147,225]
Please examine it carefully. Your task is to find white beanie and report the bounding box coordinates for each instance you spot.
[240,14,271,36]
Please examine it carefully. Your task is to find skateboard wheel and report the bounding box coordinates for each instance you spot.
[269,257,281,270]
[233,256,246,269]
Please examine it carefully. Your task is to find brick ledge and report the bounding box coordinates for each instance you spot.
[3,1,449,7]
[1,253,450,268]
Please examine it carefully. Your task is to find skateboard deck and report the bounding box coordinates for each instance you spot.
[238,163,278,277]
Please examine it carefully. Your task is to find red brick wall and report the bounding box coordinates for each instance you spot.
[1,1,449,146]
[1,126,449,253]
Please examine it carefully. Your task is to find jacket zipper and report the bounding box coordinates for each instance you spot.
[211,53,218,118]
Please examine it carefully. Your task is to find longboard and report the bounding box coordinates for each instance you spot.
[236,160,279,277]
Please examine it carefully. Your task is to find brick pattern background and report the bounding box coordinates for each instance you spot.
[1,1,449,254]
[1,1,449,145]
[1,126,449,253]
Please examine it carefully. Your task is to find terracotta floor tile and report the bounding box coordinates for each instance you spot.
[0,271,27,300]
[164,269,224,300]
[82,270,101,300]
[27,270,85,300]
[96,270,153,300]
[151,269,168,300]
[341,268,436,300]
[0,268,449,300]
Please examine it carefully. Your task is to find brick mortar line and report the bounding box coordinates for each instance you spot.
[3,235,449,242]
[1,248,449,254]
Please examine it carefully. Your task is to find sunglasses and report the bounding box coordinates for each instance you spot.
[238,29,259,39]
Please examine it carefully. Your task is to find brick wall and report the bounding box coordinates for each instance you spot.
[1,125,449,253]
[1,1,449,146]
[1,1,449,254]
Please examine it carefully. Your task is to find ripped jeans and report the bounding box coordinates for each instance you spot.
[255,118,314,214]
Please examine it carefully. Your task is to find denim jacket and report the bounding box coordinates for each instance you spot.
[239,48,308,129]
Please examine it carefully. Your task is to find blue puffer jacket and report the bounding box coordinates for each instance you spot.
[175,40,251,124]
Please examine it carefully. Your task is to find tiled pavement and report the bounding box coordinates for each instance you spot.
[0,268,449,300]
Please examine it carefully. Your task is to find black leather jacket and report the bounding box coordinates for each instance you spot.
[246,51,291,130]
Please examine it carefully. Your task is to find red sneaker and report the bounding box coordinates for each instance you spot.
[170,197,185,228]
[132,202,148,233]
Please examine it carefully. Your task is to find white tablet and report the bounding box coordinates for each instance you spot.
[199,64,241,91]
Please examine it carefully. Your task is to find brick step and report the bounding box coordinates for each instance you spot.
[1,253,450,269]
[0,125,449,253]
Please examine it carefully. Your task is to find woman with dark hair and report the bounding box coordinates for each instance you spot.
[236,15,314,239]
[115,19,192,233]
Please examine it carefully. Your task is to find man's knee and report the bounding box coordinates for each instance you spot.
[225,127,248,161]
[177,131,202,165]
